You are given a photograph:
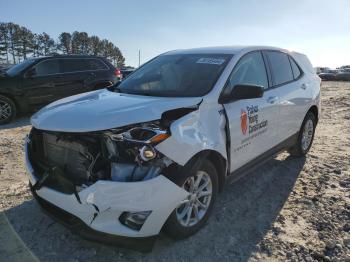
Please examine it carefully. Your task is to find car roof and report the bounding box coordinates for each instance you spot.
[40,54,106,59]
[163,45,292,55]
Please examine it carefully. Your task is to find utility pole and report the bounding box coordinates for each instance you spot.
[138,50,140,67]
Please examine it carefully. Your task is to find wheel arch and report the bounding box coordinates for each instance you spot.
[0,92,19,111]
[184,149,227,192]
[307,105,319,125]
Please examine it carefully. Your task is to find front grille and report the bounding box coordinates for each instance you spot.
[28,128,97,185]
[41,133,91,184]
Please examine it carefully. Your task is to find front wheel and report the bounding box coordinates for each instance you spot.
[0,95,16,125]
[163,160,218,239]
[289,111,316,156]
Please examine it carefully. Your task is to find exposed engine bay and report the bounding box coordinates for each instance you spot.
[28,120,178,193]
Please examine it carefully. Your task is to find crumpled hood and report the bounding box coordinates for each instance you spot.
[31,89,202,132]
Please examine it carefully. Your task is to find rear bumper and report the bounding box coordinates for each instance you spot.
[25,138,188,250]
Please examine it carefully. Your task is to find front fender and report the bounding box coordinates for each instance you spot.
[156,102,227,166]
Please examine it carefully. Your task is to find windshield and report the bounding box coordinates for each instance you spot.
[118,53,232,97]
[6,58,38,76]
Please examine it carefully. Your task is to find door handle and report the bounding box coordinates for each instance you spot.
[267,96,278,104]
[301,83,308,90]
[48,82,55,88]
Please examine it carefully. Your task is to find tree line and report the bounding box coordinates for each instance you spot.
[0,22,125,67]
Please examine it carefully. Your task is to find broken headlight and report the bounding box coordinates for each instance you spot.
[109,123,170,145]
[103,122,173,182]
[105,121,170,163]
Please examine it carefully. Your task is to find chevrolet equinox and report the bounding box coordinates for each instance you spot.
[25,46,321,251]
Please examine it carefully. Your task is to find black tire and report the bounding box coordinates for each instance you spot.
[0,95,16,125]
[163,160,218,239]
[289,111,316,156]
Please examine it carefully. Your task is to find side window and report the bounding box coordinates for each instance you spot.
[87,59,108,70]
[226,51,268,94]
[34,60,60,76]
[61,59,89,73]
[266,51,293,86]
[289,56,301,79]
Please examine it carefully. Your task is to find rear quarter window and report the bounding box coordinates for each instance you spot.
[87,59,108,70]
[291,52,315,74]
[266,51,294,86]
[289,56,302,79]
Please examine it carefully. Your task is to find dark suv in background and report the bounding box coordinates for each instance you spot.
[336,68,350,81]
[0,55,118,124]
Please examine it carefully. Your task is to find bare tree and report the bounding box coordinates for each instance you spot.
[58,32,72,54]
[7,23,20,64]
[0,23,10,63]
[14,26,35,60]
[89,35,100,56]
[71,31,89,54]
[0,22,125,67]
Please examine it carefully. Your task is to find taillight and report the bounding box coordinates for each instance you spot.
[114,69,122,78]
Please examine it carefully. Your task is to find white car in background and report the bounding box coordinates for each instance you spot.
[25,46,321,251]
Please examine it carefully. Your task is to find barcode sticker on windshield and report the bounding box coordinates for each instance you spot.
[196,58,225,65]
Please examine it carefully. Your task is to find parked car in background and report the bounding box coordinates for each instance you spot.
[319,69,338,81]
[0,64,12,73]
[114,68,123,79]
[0,55,119,124]
[120,67,135,79]
[336,68,350,81]
[314,67,330,75]
[26,46,320,250]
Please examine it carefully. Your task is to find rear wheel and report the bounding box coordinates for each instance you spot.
[0,95,16,125]
[163,160,218,239]
[289,111,316,156]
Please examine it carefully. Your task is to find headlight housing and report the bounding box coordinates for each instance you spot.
[107,121,170,145]
[124,127,170,144]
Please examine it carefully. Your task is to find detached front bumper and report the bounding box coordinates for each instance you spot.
[25,140,188,251]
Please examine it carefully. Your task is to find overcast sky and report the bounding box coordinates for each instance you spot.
[1,0,349,68]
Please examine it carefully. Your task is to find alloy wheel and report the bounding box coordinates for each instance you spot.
[176,171,213,227]
[301,119,314,151]
[0,99,12,121]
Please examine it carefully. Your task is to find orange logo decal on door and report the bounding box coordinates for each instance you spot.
[241,109,248,135]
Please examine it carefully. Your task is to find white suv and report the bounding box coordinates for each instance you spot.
[25,46,321,251]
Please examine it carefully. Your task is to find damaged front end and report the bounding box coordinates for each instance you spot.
[26,119,190,251]
[29,121,176,189]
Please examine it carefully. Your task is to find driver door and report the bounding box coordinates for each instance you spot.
[222,51,280,172]
[22,59,63,110]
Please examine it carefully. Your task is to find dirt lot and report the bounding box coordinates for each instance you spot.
[0,81,349,262]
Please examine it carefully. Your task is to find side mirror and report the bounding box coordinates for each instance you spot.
[221,84,264,103]
[25,67,36,78]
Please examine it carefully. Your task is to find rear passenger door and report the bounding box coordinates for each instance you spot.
[22,59,63,108]
[264,51,310,142]
[85,58,112,88]
[58,58,91,97]
[222,51,280,172]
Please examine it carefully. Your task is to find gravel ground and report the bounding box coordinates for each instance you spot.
[0,81,349,261]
